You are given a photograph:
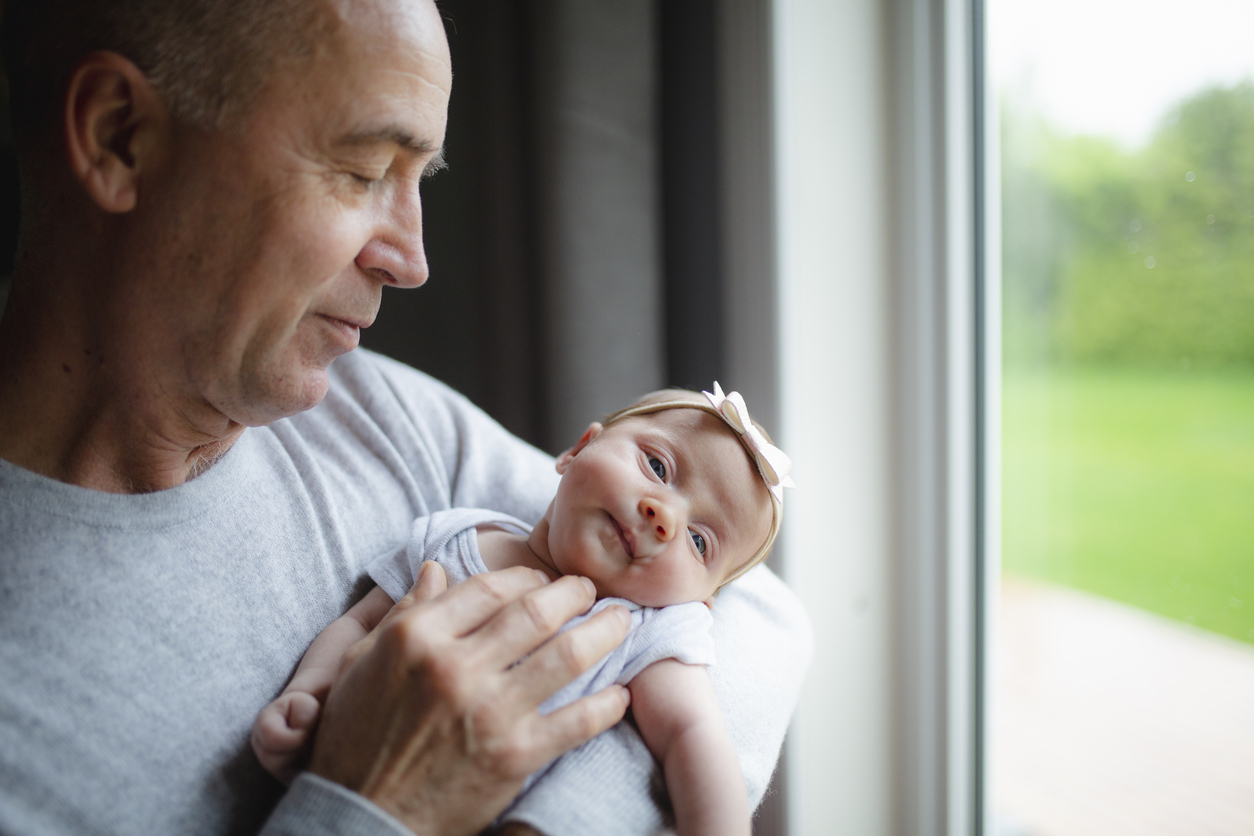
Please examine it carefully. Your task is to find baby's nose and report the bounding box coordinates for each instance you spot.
[639,496,677,542]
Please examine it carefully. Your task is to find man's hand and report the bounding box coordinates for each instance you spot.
[309,561,632,836]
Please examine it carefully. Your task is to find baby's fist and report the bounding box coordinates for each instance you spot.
[251,691,323,784]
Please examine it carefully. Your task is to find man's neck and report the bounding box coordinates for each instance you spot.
[0,280,244,494]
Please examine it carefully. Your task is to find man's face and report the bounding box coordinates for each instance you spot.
[541,411,773,607]
[130,0,451,426]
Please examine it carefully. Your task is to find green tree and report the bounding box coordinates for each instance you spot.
[1003,81,1254,368]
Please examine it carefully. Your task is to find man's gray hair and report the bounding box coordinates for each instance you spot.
[2,0,325,142]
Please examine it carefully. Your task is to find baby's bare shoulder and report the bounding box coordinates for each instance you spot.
[475,526,556,579]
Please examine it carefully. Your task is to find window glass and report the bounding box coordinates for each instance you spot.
[991,1,1254,833]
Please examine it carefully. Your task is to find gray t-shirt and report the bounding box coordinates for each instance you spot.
[0,350,812,836]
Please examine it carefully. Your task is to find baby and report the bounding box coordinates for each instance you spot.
[252,383,794,836]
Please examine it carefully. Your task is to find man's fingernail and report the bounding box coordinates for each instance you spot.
[579,577,597,597]
[619,685,632,706]
[533,569,550,584]
[614,605,631,629]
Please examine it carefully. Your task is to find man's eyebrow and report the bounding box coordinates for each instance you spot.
[336,128,447,177]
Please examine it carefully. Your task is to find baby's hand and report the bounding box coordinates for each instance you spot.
[251,690,324,784]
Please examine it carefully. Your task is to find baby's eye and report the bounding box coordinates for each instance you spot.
[647,455,667,480]
[689,530,707,555]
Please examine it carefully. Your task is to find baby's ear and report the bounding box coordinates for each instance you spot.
[555,422,603,474]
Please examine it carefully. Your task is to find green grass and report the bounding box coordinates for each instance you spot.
[1003,366,1254,645]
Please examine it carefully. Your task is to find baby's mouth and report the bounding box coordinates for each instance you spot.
[609,513,635,558]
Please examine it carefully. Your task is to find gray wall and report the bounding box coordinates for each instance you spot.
[530,0,665,451]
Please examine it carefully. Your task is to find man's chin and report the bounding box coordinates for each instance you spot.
[235,365,333,427]
[293,369,333,413]
[287,365,335,417]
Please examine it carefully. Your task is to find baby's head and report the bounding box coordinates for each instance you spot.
[534,384,792,607]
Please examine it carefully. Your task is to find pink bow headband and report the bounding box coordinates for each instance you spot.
[701,382,796,504]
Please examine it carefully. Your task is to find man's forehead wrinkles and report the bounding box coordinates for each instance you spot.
[391,61,453,87]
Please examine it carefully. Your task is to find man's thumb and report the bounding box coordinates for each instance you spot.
[403,560,448,606]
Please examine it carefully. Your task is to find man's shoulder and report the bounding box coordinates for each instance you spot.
[293,349,479,446]
[286,349,557,524]
[324,349,464,412]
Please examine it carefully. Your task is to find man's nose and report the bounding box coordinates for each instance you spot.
[355,191,430,289]
[355,238,429,289]
[639,496,678,543]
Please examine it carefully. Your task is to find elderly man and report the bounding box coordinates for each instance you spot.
[0,1,809,834]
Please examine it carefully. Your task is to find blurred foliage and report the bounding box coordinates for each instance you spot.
[1002,81,1254,645]
[1002,81,1254,368]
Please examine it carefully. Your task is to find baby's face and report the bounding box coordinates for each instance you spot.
[539,409,773,607]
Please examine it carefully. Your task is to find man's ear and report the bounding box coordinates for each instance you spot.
[555,422,603,474]
[64,51,169,213]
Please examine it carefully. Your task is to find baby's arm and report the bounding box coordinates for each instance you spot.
[629,659,750,836]
[251,585,395,783]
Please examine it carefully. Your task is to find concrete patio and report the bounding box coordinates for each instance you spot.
[993,578,1254,836]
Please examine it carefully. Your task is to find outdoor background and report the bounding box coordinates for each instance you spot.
[993,0,1254,832]
[993,0,1254,645]
[1001,79,1254,646]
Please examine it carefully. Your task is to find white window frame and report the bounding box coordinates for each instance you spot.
[771,0,994,832]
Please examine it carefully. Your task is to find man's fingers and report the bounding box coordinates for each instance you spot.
[467,576,603,670]
[349,565,553,676]
[524,684,632,768]
[415,565,552,638]
[354,563,448,649]
[407,560,448,604]
[340,563,451,676]
[501,603,632,708]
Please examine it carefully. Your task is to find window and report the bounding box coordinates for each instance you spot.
[990,0,1254,833]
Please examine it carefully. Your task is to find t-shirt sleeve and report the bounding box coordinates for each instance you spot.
[502,565,813,835]
[367,507,531,602]
[615,601,715,684]
[259,773,412,836]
